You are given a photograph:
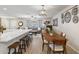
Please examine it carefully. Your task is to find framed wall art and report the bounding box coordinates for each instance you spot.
[61,13,65,24]
[53,18,58,26]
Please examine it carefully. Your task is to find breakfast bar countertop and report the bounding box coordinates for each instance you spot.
[0,29,32,43]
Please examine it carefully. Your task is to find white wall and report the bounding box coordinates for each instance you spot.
[53,6,79,53]
[1,17,10,28]
[1,17,27,29]
[1,17,45,29]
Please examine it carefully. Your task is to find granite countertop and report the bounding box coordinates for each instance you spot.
[0,29,32,43]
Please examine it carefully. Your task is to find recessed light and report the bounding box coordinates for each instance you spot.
[3,8,7,11]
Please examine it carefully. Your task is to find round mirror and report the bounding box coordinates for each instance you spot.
[18,21,23,27]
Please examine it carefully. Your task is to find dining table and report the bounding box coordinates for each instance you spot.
[42,31,67,53]
[43,31,66,42]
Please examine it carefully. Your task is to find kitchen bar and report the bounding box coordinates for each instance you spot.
[0,29,31,54]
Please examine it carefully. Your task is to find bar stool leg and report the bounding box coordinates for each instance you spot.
[14,48,16,54]
[18,45,23,54]
[8,48,11,54]
[42,43,44,51]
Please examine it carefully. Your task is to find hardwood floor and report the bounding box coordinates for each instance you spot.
[25,34,77,54]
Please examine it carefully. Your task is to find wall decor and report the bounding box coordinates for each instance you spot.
[61,5,79,24]
[53,18,58,26]
[18,21,23,28]
[64,12,71,23]
[72,15,79,24]
[61,13,65,24]
[72,6,78,15]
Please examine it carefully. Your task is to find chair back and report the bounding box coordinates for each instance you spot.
[41,29,44,41]
[61,32,66,38]
[53,39,66,45]
[53,38,67,53]
[41,29,48,41]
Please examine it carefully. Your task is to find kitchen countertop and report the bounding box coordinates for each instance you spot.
[0,29,32,43]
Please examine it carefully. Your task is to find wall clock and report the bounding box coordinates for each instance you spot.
[64,12,71,23]
[72,15,79,24]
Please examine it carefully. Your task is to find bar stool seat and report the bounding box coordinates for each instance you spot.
[8,42,20,54]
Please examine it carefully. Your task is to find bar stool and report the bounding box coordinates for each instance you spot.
[18,37,26,54]
[8,42,20,54]
[24,35,30,48]
[28,32,33,42]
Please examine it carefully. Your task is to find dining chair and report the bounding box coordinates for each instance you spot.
[41,29,49,51]
[49,39,67,54]
[60,32,66,38]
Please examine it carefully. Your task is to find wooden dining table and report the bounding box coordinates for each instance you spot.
[43,31,66,43]
[42,31,67,53]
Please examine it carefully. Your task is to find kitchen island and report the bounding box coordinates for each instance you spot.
[0,29,31,54]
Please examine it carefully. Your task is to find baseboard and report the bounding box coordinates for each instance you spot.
[67,44,79,53]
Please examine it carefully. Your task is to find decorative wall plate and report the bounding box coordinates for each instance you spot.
[64,12,71,23]
[53,18,58,26]
[72,15,79,23]
[72,6,78,15]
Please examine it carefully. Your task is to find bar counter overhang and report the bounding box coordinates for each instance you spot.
[0,29,32,54]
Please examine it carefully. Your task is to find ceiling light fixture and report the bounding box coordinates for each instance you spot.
[39,5,47,17]
[39,5,52,25]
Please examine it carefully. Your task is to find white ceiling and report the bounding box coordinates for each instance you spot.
[0,5,69,17]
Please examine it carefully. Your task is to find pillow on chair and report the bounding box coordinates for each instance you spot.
[49,44,63,51]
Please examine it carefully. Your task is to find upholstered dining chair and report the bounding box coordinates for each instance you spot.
[41,29,49,51]
[49,38,67,54]
[60,32,66,38]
